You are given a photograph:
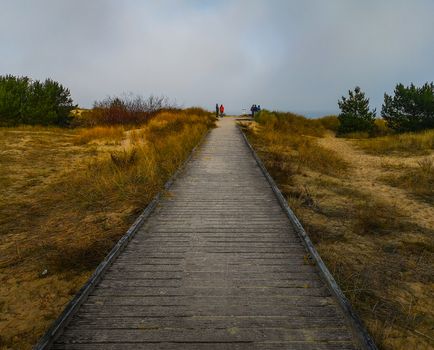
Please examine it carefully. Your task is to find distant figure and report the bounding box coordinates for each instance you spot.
[219,104,225,117]
[257,105,261,112]
[250,104,256,118]
[215,103,219,118]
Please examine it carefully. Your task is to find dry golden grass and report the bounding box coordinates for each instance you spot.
[242,112,434,350]
[382,158,434,204]
[73,125,125,145]
[0,110,215,349]
[317,115,340,132]
[356,129,434,155]
[243,116,348,180]
[255,110,327,137]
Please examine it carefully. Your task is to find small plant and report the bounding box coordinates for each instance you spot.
[338,87,376,135]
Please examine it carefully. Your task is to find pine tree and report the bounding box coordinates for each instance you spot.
[337,86,376,134]
[382,82,434,132]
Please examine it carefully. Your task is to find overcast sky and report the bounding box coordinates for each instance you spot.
[1,0,433,116]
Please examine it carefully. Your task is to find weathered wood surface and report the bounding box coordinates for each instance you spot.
[51,118,358,349]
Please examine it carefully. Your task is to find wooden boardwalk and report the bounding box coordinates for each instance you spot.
[50,118,359,349]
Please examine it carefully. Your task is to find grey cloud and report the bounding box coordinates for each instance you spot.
[1,0,433,115]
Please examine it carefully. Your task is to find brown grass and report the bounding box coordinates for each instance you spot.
[382,158,434,204]
[0,110,215,349]
[317,115,340,132]
[73,126,125,145]
[243,111,348,181]
[255,110,326,137]
[356,129,434,155]
[242,111,434,350]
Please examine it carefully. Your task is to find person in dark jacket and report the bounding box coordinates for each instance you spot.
[250,104,256,118]
[215,103,219,118]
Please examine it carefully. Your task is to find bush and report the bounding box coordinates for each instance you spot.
[337,87,376,135]
[382,82,434,132]
[0,75,75,126]
[86,94,177,126]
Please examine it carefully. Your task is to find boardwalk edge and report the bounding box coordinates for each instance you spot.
[33,128,211,350]
[238,124,378,350]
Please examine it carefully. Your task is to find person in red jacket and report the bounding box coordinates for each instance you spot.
[219,104,225,117]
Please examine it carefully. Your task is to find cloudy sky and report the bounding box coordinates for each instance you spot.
[1,0,433,116]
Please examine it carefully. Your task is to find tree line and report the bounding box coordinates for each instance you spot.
[0,75,75,126]
[1,74,433,133]
[338,82,434,134]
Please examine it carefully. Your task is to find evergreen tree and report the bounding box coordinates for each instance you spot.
[0,75,30,125]
[382,82,434,132]
[337,86,376,134]
[0,75,75,126]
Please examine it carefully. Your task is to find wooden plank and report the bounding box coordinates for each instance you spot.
[91,286,331,297]
[78,304,342,318]
[108,265,316,273]
[51,342,356,350]
[85,295,336,307]
[56,328,353,343]
[68,315,347,329]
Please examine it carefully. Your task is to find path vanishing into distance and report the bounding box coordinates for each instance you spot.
[46,118,362,349]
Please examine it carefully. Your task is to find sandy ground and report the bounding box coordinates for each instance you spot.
[310,135,434,349]
[317,135,434,231]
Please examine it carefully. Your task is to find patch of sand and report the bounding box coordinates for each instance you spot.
[317,135,434,231]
